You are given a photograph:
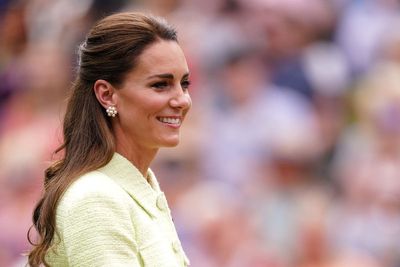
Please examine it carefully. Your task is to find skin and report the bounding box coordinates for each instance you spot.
[94,40,192,176]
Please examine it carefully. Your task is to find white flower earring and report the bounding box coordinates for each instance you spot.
[106,106,117,117]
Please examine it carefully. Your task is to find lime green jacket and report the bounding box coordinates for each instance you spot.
[46,153,190,267]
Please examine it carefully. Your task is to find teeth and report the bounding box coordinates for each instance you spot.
[158,117,180,124]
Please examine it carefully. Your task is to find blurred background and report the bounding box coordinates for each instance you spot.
[1,0,400,266]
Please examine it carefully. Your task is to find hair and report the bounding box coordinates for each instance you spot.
[27,12,177,267]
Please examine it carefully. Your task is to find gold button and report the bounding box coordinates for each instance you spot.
[156,194,167,211]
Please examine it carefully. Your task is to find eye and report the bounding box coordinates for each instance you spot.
[151,81,169,90]
[181,80,191,90]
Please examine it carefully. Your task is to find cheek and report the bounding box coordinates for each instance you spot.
[138,100,170,122]
[118,94,147,113]
[118,90,171,120]
[186,95,192,112]
[142,100,168,118]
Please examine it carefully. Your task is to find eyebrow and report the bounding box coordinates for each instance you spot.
[147,72,190,80]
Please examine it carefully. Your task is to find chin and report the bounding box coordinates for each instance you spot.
[158,136,180,147]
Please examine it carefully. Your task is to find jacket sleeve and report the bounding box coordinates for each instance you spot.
[59,189,141,267]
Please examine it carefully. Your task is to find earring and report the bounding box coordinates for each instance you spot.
[106,106,117,117]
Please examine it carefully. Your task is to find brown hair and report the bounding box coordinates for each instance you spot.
[27,12,177,266]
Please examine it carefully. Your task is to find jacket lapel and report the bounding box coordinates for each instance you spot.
[97,153,160,218]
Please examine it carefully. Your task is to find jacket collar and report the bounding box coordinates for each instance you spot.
[97,152,161,218]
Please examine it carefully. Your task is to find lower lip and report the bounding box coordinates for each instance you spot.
[158,120,181,129]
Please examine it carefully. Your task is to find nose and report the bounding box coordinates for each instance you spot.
[169,87,191,110]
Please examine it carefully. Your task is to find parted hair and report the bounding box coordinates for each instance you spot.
[27,12,177,267]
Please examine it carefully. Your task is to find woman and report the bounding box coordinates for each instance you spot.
[28,12,191,267]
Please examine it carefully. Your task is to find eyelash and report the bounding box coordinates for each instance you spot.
[151,81,168,89]
[151,80,191,90]
[181,80,191,90]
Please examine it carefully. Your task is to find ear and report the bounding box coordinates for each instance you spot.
[93,79,116,109]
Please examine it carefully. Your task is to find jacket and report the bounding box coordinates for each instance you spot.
[45,153,190,267]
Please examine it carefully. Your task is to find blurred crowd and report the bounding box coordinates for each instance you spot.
[1,0,400,266]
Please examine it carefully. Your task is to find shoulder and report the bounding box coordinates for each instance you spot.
[49,173,141,266]
[57,171,130,218]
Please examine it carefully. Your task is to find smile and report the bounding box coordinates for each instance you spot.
[157,116,182,126]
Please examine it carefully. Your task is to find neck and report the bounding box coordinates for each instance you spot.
[116,143,158,177]
[113,130,158,177]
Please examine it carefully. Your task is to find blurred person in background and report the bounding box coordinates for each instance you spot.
[174,179,283,267]
[329,63,400,267]
[0,41,69,267]
[200,44,321,193]
[0,1,71,265]
[335,0,400,76]
[27,12,191,267]
[244,0,336,99]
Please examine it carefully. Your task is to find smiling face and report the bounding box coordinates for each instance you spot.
[112,40,191,150]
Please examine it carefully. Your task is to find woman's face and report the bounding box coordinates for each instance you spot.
[113,40,191,149]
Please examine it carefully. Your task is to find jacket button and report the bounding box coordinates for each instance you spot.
[156,194,167,211]
[172,240,180,253]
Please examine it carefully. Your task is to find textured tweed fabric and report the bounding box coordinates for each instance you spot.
[45,153,190,267]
